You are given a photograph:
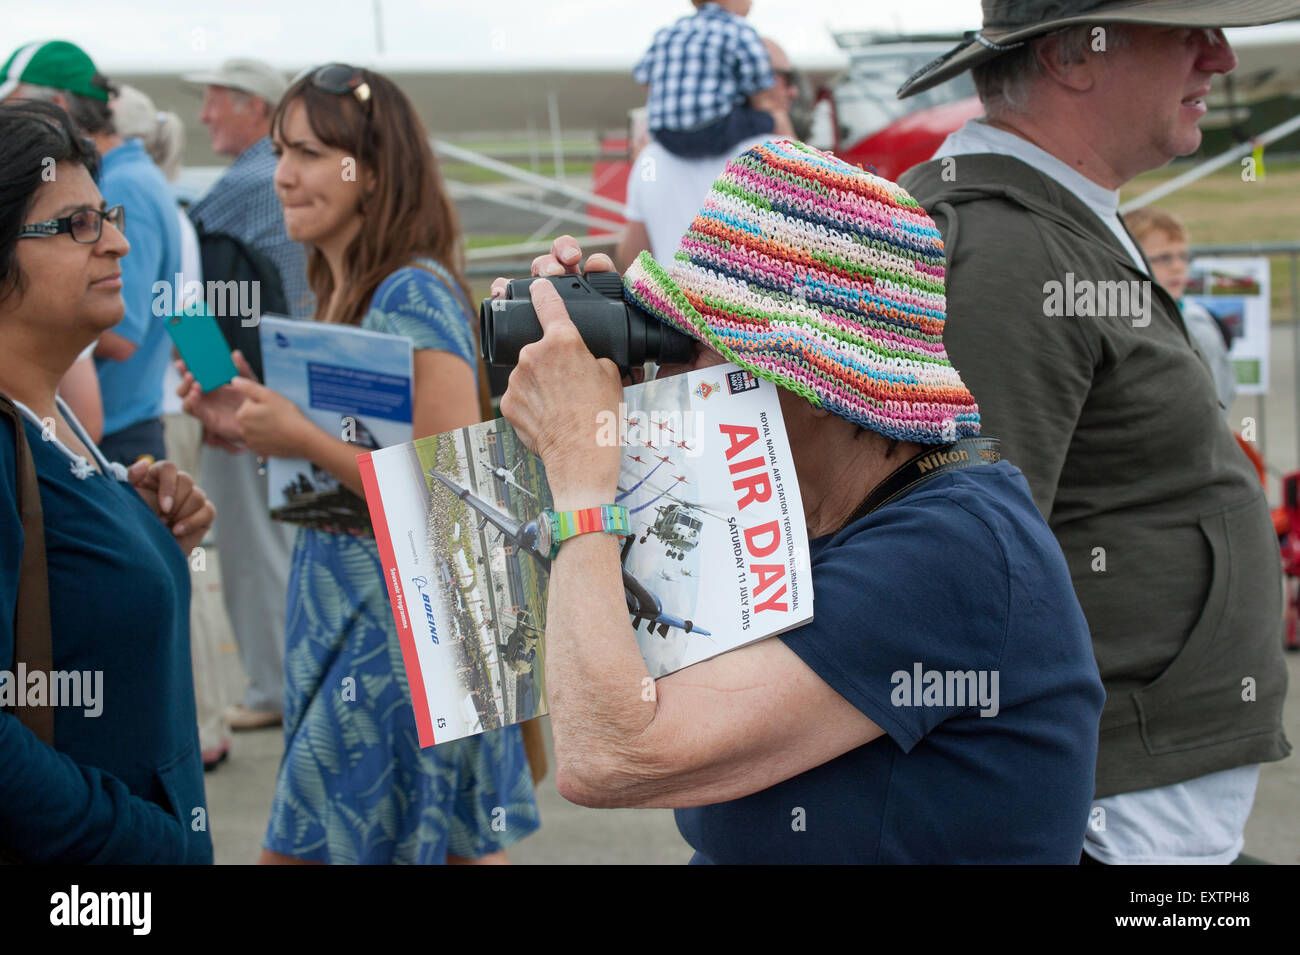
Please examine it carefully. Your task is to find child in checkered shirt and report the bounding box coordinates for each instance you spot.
[634,0,792,159]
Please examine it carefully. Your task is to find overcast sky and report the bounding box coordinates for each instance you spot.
[11,0,983,72]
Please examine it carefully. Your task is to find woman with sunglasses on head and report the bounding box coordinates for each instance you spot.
[0,100,215,863]
[181,66,539,864]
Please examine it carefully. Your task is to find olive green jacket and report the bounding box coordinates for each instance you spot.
[900,154,1290,798]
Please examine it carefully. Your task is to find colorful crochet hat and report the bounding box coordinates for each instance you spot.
[622,139,979,445]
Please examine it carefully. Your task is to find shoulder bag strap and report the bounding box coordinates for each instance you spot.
[0,395,54,745]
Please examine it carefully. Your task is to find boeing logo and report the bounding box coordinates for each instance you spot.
[410,576,440,644]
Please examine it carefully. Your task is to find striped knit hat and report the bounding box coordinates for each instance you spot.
[623,139,979,445]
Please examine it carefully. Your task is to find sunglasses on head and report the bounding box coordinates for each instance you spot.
[293,63,372,110]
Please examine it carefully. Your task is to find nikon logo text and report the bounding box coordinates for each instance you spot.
[916,448,969,473]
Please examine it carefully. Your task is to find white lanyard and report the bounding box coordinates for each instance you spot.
[10,396,129,483]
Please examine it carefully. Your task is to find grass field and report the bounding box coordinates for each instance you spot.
[1122,158,1300,322]
[441,160,594,185]
[465,233,537,250]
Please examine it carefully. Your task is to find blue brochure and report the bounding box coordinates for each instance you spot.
[259,316,413,534]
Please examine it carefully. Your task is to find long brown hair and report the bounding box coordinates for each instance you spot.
[271,67,471,325]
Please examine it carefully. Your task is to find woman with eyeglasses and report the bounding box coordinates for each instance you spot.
[181,66,539,864]
[0,100,215,863]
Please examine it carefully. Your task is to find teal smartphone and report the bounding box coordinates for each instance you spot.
[165,306,239,392]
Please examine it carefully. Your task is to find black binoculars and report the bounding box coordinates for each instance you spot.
[479,270,695,374]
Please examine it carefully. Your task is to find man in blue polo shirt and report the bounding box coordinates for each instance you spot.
[1,40,180,465]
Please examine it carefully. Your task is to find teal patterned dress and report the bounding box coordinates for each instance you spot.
[263,259,540,863]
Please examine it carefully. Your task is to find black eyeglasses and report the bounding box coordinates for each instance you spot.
[307,63,372,110]
[18,205,125,244]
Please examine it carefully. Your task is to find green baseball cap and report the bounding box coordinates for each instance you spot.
[0,40,107,102]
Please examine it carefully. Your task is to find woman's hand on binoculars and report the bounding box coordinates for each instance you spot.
[528,235,614,280]
[490,235,645,389]
[498,275,624,508]
[489,235,615,299]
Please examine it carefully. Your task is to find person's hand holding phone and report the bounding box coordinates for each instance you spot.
[177,349,258,450]
[225,372,315,460]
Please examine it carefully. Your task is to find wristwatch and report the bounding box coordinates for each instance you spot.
[535,505,633,559]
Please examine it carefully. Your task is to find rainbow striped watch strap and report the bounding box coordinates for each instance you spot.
[552,505,632,544]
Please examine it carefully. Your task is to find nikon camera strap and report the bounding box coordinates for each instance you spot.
[840,437,1002,528]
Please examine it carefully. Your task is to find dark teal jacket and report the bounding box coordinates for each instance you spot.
[901,153,1290,798]
[0,412,212,863]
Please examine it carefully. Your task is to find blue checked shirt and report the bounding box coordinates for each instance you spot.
[634,2,774,132]
[189,137,313,319]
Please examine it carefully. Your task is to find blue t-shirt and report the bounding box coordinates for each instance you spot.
[95,138,183,437]
[0,409,211,862]
[362,258,477,365]
[674,460,1105,864]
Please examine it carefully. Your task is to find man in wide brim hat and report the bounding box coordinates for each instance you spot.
[898,0,1300,98]
[896,0,1298,867]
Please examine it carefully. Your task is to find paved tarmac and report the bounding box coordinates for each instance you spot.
[199,537,693,864]
[203,624,1299,865]
[204,719,694,865]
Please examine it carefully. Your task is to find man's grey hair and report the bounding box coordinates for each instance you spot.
[227,88,271,119]
[973,23,1131,117]
[18,80,117,136]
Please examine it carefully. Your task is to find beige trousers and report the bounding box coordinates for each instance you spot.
[164,413,234,752]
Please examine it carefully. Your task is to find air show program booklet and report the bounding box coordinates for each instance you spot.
[358,363,813,746]
[259,316,413,534]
